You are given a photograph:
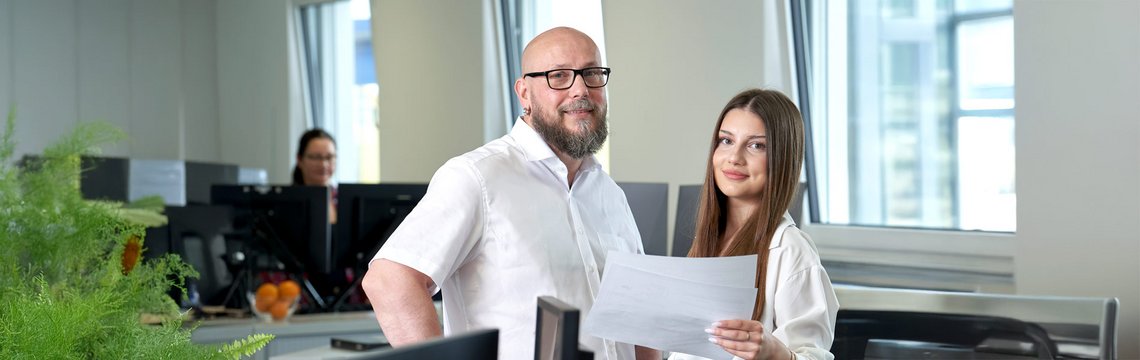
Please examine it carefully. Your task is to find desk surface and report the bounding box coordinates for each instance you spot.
[192,303,442,360]
[194,311,379,328]
[192,311,380,340]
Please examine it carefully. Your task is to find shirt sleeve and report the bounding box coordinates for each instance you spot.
[771,230,840,360]
[370,158,485,294]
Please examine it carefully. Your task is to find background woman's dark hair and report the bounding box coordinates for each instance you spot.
[292,128,336,185]
[687,88,805,321]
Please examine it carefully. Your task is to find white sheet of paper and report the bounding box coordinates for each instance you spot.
[604,252,757,288]
[583,253,758,359]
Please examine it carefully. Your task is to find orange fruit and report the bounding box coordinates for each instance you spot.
[256,283,279,301]
[279,280,301,301]
[255,296,274,313]
[270,301,291,321]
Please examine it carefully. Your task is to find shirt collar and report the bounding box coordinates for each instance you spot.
[768,213,795,249]
[509,117,602,173]
[509,118,556,162]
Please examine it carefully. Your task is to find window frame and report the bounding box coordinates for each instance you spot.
[790,0,1015,289]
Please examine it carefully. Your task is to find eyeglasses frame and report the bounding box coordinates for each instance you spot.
[522,67,612,90]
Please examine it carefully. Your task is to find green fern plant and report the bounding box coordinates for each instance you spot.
[219,333,276,359]
[0,108,273,359]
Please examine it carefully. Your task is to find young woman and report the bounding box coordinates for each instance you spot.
[674,89,838,360]
[292,128,338,223]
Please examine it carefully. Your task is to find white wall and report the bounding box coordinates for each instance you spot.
[0,0,8,121]
[0,0,220,163]
[602,0,792,252]
[370,0,491,182]
[1014,0,1140,356]
[215,0,297,183]
[181,0,220,162]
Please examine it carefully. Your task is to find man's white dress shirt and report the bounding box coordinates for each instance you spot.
[373,119,643,360]
[670,215,839,360]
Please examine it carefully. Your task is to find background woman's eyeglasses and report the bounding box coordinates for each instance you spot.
[303,154,337,162]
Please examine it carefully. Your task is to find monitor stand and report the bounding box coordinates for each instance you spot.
[218,214,328,312]
[329,209,412,312]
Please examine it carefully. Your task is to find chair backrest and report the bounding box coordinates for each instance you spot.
[671,184,702,257]
[834,284,1118,359]
[788,182,805,226]
[615,182,669,256]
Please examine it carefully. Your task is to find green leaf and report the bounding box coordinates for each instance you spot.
[218,333,276,360]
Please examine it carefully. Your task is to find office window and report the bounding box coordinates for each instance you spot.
[295,0,379,183]
[798,0,1014,232]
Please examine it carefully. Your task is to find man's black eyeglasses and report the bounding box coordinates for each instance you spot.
[523,67,611,90]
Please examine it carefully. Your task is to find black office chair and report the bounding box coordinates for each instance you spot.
[831,285,1118,359]
[671,185,702,257]
[616,182,669,256]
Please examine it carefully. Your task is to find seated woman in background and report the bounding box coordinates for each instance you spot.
[292,128,338,224]
[676,89,839,360]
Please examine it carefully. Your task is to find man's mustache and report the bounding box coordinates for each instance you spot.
[559,99,597,112]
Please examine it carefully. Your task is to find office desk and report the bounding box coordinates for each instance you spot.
[194,302,443,359]
[191,311,382,360]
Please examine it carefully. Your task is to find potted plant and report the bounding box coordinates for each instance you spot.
[0,109,273,359]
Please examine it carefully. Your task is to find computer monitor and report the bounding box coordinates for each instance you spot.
[535,296,594,360]
[128,159,187,206]
[25,155,186,206]
[329,183,428,309]
[184,161,239,205]
[671,184,702,257]
[210,185,332,275]
[146,205,235,307]
[365,329,498,360]
[333,183,428,273]
[616,182,668,256]
[76,155,130,202]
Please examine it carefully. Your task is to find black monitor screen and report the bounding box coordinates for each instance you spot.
[365,329,498,360]
[210,185,332,274]
[157,205,235,306]
[334,183,427,272]
[78,155,130,202]
[185,161,239,205]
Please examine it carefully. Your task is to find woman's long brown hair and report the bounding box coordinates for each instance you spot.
[687,89,804,321]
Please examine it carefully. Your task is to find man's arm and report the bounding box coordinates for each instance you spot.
[636,345,662,360]
[361,259,441,346]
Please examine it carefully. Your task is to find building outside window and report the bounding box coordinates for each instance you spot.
[296,0,379,183]
[802,0,1014,232]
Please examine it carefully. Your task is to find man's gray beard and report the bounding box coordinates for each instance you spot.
[530,100,609,159]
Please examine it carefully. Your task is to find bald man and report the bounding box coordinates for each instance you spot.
[362,27,656,360]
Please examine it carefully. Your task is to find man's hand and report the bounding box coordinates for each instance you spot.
[361,259,442,346]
